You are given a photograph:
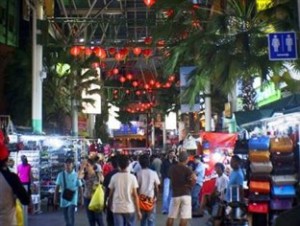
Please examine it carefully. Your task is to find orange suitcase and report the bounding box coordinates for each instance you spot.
[249,151,270,162]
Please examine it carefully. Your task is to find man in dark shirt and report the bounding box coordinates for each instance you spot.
[160,150,177,214]
[103,156,119,226]
[166,151,196,226]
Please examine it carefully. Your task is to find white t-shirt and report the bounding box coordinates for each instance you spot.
[215,173,229,200]
[108,172,139,213]
[137,168,160,198]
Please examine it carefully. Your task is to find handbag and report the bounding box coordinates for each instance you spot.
[248,193,270,202]
[250,161,273,174]
[270,137,293,153]
[272,185,296,198]
[271,152,294,164]
[249,150,270,162]
[270,198,293,210]
[88,185,105,212]
[248,202,269,213]
[62,172,75,201]
[233,139,248,154]
[248,136,270,150]
[138,194,155,212]
[249,173,271,181]
[272,165,295,175]
[271,175,297,186]
[249,181,270,194]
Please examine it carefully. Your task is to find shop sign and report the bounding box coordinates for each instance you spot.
[256,0,272,11]
[256,82,281,107]
[113,125,138,136]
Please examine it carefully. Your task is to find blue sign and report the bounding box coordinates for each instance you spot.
[268,32,298,61]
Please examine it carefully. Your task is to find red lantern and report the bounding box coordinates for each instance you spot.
[132,81,138,87]
[155,82,161,88]
[168,75,176,82]
[108,47,116,55]
[163,9,174,18]
[125,89,130,94]
[164,82,171,88]
[113,89,118,94]
[126,73,133,80]
[70,46,81,56]
[136,90,141,95]
[144,0,156,8]
[142,49,153,58]
[112,68,119,75]
[91,62,100,68]
[94,47,107,59]
[133,47,142,56]
[115,52,125,61]
[119,76,126,83]
[85,47,93,56]
[156,40,165,48]
[119,48,129,56]
[144,36,153,45]
[99,62,107,69]
[149,79,155,86]
[144,84,150,89]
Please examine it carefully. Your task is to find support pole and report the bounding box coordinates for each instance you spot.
[31,0,44,133]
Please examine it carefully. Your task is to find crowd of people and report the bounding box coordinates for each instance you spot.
[1,129,296,226]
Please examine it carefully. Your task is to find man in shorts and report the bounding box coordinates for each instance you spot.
[166,151,196,226]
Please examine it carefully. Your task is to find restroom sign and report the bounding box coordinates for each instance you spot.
[268,32,298,61]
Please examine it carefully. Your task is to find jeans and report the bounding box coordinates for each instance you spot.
[113,213,135,226]
[191,184,201,211]
[62,205,76,226]
[84,198,105,226]
[141,205,156,226]
[162,178,172,213]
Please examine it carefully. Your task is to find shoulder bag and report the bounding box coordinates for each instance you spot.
[62,172,75,201]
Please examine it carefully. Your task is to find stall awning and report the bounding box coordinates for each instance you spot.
[235,93,300,126]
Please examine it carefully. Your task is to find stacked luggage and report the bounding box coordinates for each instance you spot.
[269,137,296,225]
[248,136,272,218]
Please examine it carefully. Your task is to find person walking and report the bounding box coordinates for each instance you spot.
[137,154,160,226]
[108,154,142,226]
[160,150,177,214]
[17,155,32,193]
[103,156,119,226]
[191,155,205,215]
[0,131,30,226]
[54,158,83,226]
[166,151,196,226]
[78,158,105,226]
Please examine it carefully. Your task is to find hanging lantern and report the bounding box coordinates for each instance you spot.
[70,46,81,56]
[168,75,176,82]
[108,47,116,55]
[144,0,156,8]
[144,36,153,45]
[144,84,150,89]
[142,49,153,59]
[126,73,133,80]
[115,52,125,61]
[112,68,119,75]
[164,82,171,88]
[99,62,107,69]
[113,89,118,94]
[133,47,142,56]
[149,79,155,86]
[125,89,130,94]
[136,90,141,95]
[163,9,174,18]
[91,62,100,68]
[155,82,161,88]
[94,47,107,59]
[119,48,129,57]
[132,81,138,87]
[85,47,93,56]
[156,40,165,49]
[119,76,126,83]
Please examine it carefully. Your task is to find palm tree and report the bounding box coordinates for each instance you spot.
[154,0,299,106]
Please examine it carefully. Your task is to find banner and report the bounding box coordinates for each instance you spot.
[200,132,237,195]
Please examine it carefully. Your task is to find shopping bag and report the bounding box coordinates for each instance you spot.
[16,199,24,226]
[248,136,270,150]
[270,137,293,153]
[88,185,105,212]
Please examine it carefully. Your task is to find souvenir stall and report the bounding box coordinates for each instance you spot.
[8,134,88,212]
[234,112,300,226]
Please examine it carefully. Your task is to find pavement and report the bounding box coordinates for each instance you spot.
[28,200,211,226]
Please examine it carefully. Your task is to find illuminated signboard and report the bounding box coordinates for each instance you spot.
[256,82,281,107]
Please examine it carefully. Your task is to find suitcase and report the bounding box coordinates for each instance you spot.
[249,180,270,194]
[248,202,269,213]
[270,198,293,210]
[249,173,271,181]
[271,175,297,185]
[250,161,273,174]
[270,137,293,153]
[271,152,294,164]
[249,150,270,162]
[248,136,270,150]
[248,193,270,202]
[272,185,296,198]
